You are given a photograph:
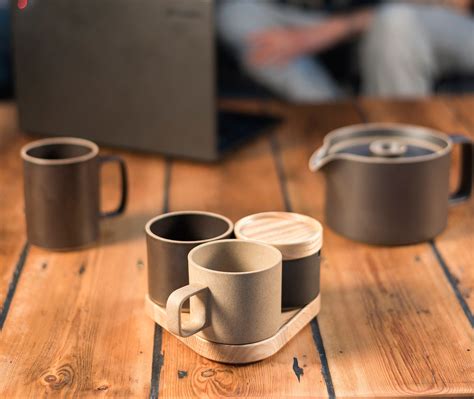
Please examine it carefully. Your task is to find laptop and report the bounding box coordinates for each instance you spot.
[12,0,278,161]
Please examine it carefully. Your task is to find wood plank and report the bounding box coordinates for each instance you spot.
[158,121,329,397]
[0,103,29,314]
[446,95,474,130]
[0,145,166,397]
[277,100,474,397]
[440,96,474,317]
[1,98,471,397]
[360,97,474,316]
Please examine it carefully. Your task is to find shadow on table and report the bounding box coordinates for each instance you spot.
[99,211,158,247]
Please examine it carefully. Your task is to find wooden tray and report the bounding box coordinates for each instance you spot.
[145,294,321,364]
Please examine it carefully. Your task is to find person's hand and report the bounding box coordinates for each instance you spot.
[246,10,374,68]
[443,0,472,13]
[411,0,472,13]
[246,22,350,67]
[246,27,308,67]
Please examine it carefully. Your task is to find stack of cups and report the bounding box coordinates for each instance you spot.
[146,211,323,345]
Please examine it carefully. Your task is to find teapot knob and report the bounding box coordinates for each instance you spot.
[369,140,407,158]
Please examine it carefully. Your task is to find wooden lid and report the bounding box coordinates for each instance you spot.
[234,212,323,260]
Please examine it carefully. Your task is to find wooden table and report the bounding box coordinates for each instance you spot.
[0,97,473,398]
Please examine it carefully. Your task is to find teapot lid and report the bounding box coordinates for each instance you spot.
[324,123,450,160]
[309,123,452,172]
[234,212,323,260]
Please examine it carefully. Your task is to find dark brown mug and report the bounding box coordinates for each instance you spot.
[145,211,234,308]
[21,137,128,250]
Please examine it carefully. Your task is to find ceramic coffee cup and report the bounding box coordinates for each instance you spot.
[145,211,233,308]
[166,239,283,345]
[21,137,128,250]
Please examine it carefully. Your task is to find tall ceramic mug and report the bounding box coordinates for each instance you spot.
[21,137,128,250]
[145,211,233,308]
[166,240,283,345]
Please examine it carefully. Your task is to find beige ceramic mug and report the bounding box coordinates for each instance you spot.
[166,239,282,345]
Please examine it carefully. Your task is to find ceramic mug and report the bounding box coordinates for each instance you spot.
[166,239,283,345]
[21,137,128,250]
[146,211,233,308]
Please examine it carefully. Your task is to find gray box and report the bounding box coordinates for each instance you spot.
[12,0,274,161]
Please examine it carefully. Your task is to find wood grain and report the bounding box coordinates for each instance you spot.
[276,100,474,397]
[317,97,474,397]
[158,130,329,398]
[0,146,166,397]
[0,103,28,311]
[234,211,323,260]
[360,97,474,316]
[0,98,472,398]
[440,96,474,315]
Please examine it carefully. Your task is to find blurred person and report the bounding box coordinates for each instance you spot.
[361,1,474,96]
[217,0,474,101]
[217,0,375,102]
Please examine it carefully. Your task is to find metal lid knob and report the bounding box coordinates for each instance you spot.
[369,140,408,157]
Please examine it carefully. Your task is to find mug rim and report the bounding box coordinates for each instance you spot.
[21,137,99,166]
[189,239,282,276]
[145,211,234,245]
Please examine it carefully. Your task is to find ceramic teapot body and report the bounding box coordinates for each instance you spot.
[309,124,473,245]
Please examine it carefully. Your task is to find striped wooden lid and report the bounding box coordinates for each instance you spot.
[234,212,323,260]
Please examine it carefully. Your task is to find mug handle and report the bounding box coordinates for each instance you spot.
[449,134,473,205]
[99,155,128,218]
[166,284,208,337]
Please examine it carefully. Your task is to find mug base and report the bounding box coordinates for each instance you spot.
[29,239,98,252]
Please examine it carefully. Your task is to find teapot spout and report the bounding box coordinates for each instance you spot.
[308,145,338,172]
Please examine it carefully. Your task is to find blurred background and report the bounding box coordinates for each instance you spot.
[217,0,474,100]
[1,0,473,101]
[1,0,473,160]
